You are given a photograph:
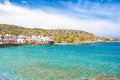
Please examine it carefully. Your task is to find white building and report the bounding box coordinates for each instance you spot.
[4,34,13,43]
[46,36,54,42]
[0,34,14,44]
[36,35,44,44]
[31,35,37,43]
[35,35,54,44]
[17,35,26,44]
[0,35,3,44]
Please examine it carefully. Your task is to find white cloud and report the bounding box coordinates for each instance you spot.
[21,0,29,6]
[61,0,120,21]
[0,1,120,38]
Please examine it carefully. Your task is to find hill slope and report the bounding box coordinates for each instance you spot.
[0,24,101,42]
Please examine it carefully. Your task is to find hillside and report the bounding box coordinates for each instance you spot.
[0,24,102,42]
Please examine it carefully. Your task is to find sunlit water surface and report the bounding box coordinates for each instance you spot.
[0,42,120,80]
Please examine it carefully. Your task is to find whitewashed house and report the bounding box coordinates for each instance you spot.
[46,36,54,42]
[0,35,3,44]
[4,34,14,43]
[35,35,54,44]
[31,35,37,43]
[17,35,26,44]
[36,35,44,44]
[40,36,54,44]
[0,34,14,44]
[46,36,54,45]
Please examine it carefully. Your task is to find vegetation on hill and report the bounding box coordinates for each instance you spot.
[0,24,103,42]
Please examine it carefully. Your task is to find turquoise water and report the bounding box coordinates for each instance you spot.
[0,42,120,80]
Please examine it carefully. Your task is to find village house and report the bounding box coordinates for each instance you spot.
[0,35,4,44]
[35,35,54,44]
[36,35,44,44]
[25,35,54,44]
[46,36,54,42]
[17,35,26,44]
[46,36,54,45]
[4,34,14,44]
[31,35,37,44]
[0,34,14,44]
[0,34,54,45]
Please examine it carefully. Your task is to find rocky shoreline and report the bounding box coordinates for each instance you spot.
[0,42,105,48]
[0,43,53,48]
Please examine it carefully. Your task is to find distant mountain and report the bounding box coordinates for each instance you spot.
[0,24,103,42]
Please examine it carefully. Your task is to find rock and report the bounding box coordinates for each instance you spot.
[82,78,88,80]
[92,77,109,80]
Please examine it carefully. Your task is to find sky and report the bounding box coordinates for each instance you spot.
[0,0,120,38]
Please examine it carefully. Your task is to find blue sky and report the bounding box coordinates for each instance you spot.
[0,0,120,38]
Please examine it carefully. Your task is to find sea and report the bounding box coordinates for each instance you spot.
[0,42,120,80]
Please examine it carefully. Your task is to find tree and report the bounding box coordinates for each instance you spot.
[67,37,75,43]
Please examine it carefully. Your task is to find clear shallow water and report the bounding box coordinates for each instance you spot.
[0,42,120,80]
